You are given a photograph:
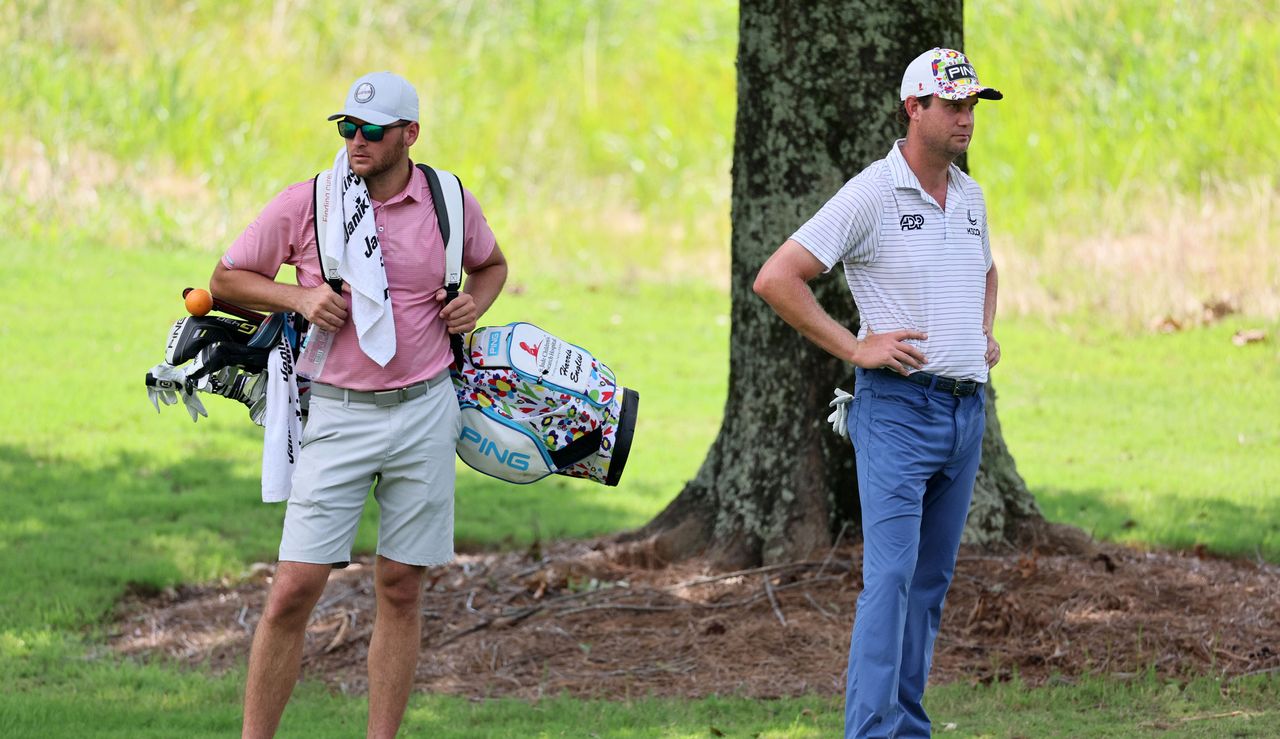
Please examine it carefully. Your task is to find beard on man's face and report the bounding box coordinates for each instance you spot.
[348,137,407,179]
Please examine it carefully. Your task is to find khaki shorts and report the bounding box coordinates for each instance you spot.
[280,375,460,567]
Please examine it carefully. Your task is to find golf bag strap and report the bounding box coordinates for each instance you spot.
[548,426,605,470]
[417,163,467,371]
[311,171,343,294]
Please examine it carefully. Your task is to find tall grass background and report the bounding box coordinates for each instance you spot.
[973,0,1280,324]
[5,0,1278,322]
[1,0,736,285]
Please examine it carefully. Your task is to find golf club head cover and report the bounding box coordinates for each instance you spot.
[164,315,262,365]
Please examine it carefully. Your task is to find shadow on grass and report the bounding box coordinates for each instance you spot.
[0,443,281,632]
[1032,485,1279,562]
[0,443,670,633]
[453,469,669,553]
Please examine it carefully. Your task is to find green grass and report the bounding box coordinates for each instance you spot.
[8,1,1279,321]
[0,0,736,278]
[966,1,1280,323]
[995,315,1280,559]
[3,238,1279,735]
[2,651,1275,738]
[0,238,728,633]
[925,674,1280,738]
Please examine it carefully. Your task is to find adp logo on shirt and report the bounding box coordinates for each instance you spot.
[900,214,925,231]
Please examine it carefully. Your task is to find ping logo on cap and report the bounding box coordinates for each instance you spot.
[943,63,978,85]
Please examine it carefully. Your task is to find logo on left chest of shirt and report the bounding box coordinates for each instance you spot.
[966,208,981,236]
[900,214,925,231]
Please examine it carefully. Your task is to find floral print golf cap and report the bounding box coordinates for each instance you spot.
[899,48,1003,101]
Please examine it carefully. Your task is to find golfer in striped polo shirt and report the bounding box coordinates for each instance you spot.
[754,48,1003,738]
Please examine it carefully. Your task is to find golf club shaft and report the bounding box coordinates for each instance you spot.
[183,287,268,323]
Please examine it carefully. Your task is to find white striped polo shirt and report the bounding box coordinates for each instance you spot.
[791,140,993,382]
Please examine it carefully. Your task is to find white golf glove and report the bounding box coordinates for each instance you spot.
[826,387,853,438]
[146,363,208,422]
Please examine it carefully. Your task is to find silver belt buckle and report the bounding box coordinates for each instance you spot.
[373,388,403,407]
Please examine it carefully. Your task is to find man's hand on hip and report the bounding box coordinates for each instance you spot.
[436,288,478,335]
[853,327,928,375]
[985,330,1001,368]
[298,284,348,333]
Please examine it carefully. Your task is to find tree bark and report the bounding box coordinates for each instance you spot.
[630,0,1043,568]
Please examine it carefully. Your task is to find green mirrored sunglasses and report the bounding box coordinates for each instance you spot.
[336,120,409,142]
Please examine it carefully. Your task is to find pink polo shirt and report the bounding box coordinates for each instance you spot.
[222,163,497,391]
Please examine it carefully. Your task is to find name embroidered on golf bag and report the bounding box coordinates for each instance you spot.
[453,323,638,486]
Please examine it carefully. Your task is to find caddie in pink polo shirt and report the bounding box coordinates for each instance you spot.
[210,71,508,739]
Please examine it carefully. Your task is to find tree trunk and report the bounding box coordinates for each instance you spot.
[632,0,1042,568]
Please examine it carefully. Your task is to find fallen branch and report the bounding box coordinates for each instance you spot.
[1139,710,1259,728]
[816,521,851,577]
[674,560,829,590]
[1227,664,1280,681]
[324,611,354,653]
[803,592,838,623]
[763,575,787,627]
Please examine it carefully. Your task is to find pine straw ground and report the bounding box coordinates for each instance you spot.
[110,532,1280,700]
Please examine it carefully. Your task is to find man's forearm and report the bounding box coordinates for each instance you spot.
[463,261,508,318]
[983,263,999,333]
[755,273,859,363]
[211,264,309,314]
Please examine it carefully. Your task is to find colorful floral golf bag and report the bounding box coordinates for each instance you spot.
[452,322,639,486]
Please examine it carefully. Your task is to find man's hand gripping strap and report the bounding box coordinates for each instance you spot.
[420,164,467,371]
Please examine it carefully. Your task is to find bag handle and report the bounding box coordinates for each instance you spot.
[418,163,467,371]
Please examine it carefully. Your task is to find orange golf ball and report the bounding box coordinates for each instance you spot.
[185,288,213,316]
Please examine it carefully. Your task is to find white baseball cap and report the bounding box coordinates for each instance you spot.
[328,71,419,125]
[900,48,1003,102]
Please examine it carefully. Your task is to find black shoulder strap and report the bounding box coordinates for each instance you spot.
[311,173,342,294]
[418,163,450,251]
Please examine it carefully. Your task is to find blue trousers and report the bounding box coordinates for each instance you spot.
[844,368,986,739]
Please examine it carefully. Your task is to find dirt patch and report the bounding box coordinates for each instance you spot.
[109,538,1280,699]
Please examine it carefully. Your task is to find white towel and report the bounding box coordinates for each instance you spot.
[261,336,302,503]
[322,149,396,366]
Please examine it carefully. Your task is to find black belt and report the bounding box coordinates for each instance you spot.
[311,372,449,407]
[880,369,983,397]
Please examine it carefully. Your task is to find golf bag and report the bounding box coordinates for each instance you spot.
[453,322,638,486]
